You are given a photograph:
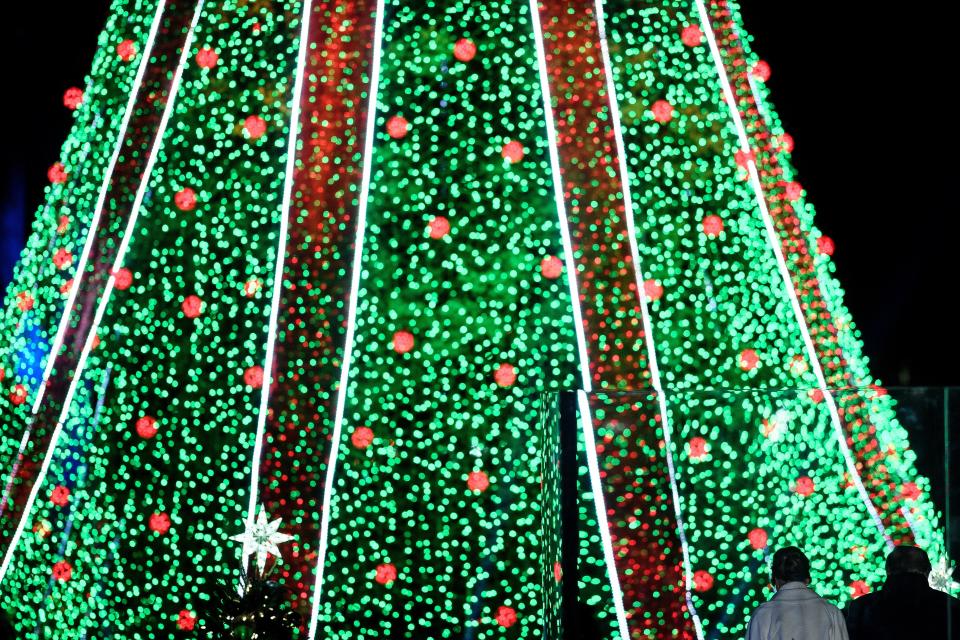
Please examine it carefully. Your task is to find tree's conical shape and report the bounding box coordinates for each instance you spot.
[0,0,946,638]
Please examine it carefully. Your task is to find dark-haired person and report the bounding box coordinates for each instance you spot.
[746,546,849,640]
[846,545,959,639]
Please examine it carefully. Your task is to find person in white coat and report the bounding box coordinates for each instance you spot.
[746,547,849,640]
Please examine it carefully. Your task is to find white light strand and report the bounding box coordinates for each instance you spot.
[527,1,633,637]
[245,0,315,526]
[306,0,387,636]
[592,0,706,635]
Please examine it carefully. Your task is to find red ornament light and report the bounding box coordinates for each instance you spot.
[681,24,703,47]
[808,389,824,404]
[117,39,137,62]
[386,116,408,139]
[181,295,203,319]
[63,87,84,110]
[392,331,414,354]
[149,512,171,534]
[702,215,724,237]
[48,162,68,184]
[495,606,517,628]
[693,570,714,592]
[136,416,158,439]
[553,562,562,583]
[785,181,803,201]
[50,485,70,507]
[177,610,197,631]
[688,436,708,461]
[0,366,4,382]
[174,188,197,211]
[52,561,73,581]
[57,215,70,234]
[53,248,73,270]
[752,60,771,82]
[243,278,262,297]
[747,527,768,550]
[244,365,264,388]
[540,256,563,279]
[59,279,73,295]
[375,563,397,584]
[651,99,674,123]
[16,291,35,312]
[243,115,267,139]
[644,279,664,301]
[467,470,489,492]
[428,216,450,239]
[351,426,374,449]
[501,140,524,163]
[494,363,516,387]
[738,349,760,371]
[10,384,28,406]
[817,236,835,256]
[735,149,755,169]
[780,133,795,153]
[196,48,219,69]
[453,38,477,62]
[850,580,871,599]
[113,268,133,290]
[794,475,815,497]
[901,482,921,501]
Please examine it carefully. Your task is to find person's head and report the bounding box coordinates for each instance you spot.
[885,545,931,579]
[771,546,811,588]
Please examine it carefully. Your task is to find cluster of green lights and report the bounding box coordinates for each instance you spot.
[1,0,306,636]
[316,0,579,636]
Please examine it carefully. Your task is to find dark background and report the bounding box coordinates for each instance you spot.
[1,0,957,388]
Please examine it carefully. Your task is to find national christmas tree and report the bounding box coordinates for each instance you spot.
[0,0,949,638]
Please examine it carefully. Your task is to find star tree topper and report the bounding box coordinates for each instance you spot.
[231,506,294,575]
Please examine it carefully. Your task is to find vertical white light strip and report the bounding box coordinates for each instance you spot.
[245,0,314,525]
[30,0,169,415]
[591,0,705,636]
[693,0,892,546]
[305,0,387,636]
[0,0,208,585]
[526,2,630,639]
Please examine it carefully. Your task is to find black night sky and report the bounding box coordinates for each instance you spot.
[1,1,957,387]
